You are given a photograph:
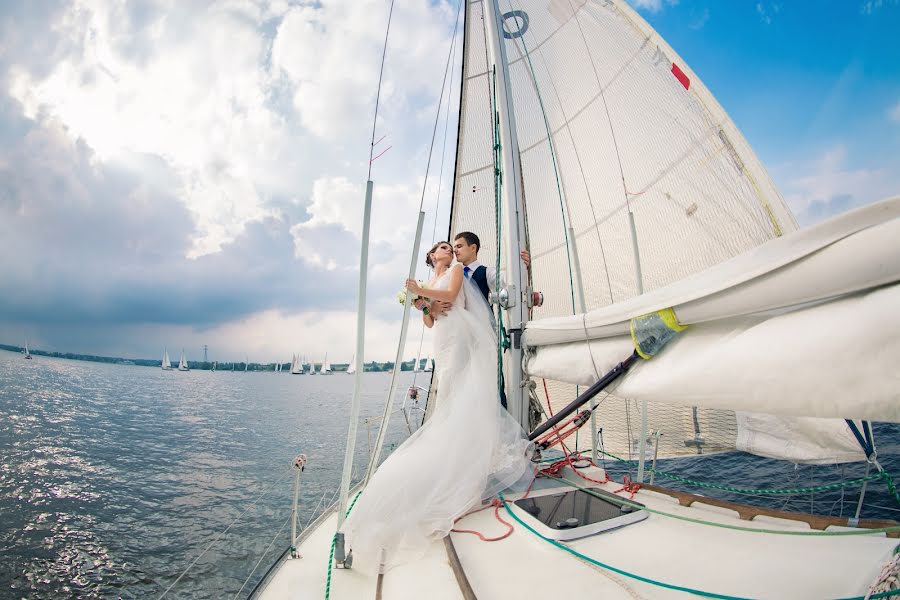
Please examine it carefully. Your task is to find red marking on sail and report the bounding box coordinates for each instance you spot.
[671,63,690,90]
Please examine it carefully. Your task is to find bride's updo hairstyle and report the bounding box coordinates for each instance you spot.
[425,241,450,268]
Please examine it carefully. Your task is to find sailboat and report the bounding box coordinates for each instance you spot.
[346,355,356,375]
[161,347,171,370]
[245,357,249,372]
[290,354,303,375]
[251,1,900,598]
[413,352,421,372]
[177,349,189,372]
[22,337,32,360]
[422,356,433,373]
[320,353,333,375]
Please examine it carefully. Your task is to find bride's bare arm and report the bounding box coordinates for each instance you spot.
[406,264,463,304]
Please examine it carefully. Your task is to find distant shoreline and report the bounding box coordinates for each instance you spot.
[0,344,420,372]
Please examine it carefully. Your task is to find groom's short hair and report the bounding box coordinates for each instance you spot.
[454,231,480,253]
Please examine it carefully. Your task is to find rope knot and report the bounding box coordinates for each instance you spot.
[613,475,642,499]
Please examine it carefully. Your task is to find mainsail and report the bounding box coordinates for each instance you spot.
[162,348,171,370]
[447,0,885,462]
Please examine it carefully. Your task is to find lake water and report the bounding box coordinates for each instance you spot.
[1,349,898,599]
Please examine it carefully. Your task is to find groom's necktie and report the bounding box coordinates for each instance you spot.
[463,266,471,279]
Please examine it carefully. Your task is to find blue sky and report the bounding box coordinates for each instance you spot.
[0,0,897,362]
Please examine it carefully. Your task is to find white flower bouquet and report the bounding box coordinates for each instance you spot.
[397,281,428,306]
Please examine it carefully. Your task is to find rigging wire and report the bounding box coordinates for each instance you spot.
[366,0,396,180]
[411,6,461,391]
[157,467,294,599]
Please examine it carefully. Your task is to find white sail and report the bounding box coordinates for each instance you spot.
[244,357,249,372]
[347,355,356,375]
[445,0,888,461]
[161,348,171,370]
[291,353,303,374]
[321,353,333,374]
[178,349,189,371]
[23,337,32,359]
[423,357,434,373]
[253,3,899,598]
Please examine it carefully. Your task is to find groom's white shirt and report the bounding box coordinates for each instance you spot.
[463,260,505,291]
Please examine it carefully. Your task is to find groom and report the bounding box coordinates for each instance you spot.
[452,231,530,410]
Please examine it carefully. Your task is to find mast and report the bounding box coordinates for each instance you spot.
[483,0,530,429]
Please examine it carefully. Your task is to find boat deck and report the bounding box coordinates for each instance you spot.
[256,465,897,599]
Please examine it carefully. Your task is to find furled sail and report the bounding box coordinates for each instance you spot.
[449,0,885,462]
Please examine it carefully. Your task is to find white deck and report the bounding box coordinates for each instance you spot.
[256,466,897,599]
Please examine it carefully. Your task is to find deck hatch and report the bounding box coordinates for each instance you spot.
[514,488,648,540]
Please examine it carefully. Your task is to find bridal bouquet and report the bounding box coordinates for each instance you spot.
[397,281,427,306]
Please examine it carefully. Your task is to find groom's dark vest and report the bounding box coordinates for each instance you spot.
[467,264,508,410]
[469,265,491,303]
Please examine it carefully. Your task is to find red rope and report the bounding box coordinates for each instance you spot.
[451,499,515,541]
[612,475,642,499]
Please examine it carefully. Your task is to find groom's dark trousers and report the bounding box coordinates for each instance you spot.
[470,265,508,410]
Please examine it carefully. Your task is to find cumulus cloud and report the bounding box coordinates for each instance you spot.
[0,1,458,360]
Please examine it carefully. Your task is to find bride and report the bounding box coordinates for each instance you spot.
[340,241,534,574]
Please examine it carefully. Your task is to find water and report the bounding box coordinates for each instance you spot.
[1,349,899,599]
[0,350,418,599]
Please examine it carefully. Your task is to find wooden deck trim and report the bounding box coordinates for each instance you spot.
[444,536,478,600]
[641,483,900,538]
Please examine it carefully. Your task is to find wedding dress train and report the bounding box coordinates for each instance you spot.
[340,264,534,574]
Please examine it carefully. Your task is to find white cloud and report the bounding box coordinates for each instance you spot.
[756,2,781,25]
[777,144,900,225]
[271,0,455,141]
[6,0,457,260]
[629,0,679,13]
[889,98,900,123]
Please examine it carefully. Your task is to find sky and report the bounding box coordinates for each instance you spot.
[0,0,898,363]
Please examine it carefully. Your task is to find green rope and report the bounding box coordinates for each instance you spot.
[598,449,896,498]
[490,64,505,402]
[543,473,900,537]
[883,469,900,506]
[324,491,362,600]
[499,491,900,599]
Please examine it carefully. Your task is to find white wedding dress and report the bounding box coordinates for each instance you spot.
[340,264,534,574]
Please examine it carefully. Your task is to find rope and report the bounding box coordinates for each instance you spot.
[325,491,362,600]
[499,491,900,600]
[543,471,900,537]
[451,499,515,542]
[157,467,294,599]
[597,449,898,498]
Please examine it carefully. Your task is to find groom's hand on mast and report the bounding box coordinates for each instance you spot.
[520,249,531,269]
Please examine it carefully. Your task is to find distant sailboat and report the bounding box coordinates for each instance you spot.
[161,347,171,370]
[423,356,433,372]
[244,357,249,372]
[290,354,303,375]
[23,337,32,360]
[321,353,333,375]
[212,360,217,371]
[413,351,421,372]
[346,354,356,375]
[177,349,190,372]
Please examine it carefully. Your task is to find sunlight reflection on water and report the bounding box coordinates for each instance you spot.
[0,350,417,599]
